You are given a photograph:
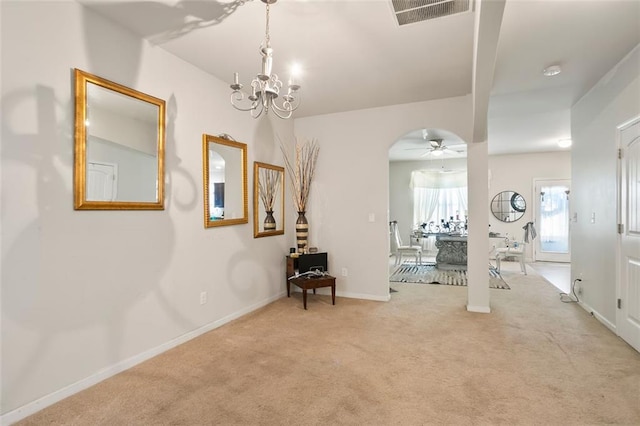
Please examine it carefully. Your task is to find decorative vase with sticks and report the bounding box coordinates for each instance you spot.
[281,138,319,253]
[258,167,281,231]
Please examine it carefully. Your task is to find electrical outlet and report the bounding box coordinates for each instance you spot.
[200,291,207,305]
[341,267,348,277]
[576,277,584,295]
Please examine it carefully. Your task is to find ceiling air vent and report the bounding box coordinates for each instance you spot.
[391,0,472,26]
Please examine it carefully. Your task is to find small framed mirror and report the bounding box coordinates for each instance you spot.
[491,190,526,222]
[74,69,165,210]
[253,162,285,238]
[203,134,248,228]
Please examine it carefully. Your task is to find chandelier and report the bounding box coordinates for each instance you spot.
[230,0,301,119]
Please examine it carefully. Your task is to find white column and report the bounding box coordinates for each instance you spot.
[466,0,505,313]
[466,140,490,313]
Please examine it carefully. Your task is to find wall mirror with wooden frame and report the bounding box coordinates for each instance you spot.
[74,69,166,210]
[203,135,248,228]
[491,190,526,222]
[253,162,285,238]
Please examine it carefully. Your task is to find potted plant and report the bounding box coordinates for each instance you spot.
[281,138,319,253]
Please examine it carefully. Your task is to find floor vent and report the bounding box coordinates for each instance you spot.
[391,0,472,26]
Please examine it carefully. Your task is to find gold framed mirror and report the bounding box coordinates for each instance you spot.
[203,135,248,228]
[253,162,285,238]
[74,69,166,210]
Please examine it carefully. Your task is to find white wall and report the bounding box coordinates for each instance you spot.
[571,44,640,328]
[90,105,157,156]
[88,137,157,202]
[294,95,473,301]
[1,1,294,418]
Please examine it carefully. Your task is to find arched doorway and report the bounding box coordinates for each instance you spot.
[388,127,468,267]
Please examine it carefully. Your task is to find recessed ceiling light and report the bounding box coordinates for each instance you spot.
[558,139,572,148]
[543,65,562,77]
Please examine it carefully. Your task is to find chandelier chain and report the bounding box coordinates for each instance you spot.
[265,2,270,47]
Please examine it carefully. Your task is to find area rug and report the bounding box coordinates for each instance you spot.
[389,263,510,290]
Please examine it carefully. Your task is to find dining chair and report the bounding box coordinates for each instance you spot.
[495,239,527,274]
[389,221,422,266]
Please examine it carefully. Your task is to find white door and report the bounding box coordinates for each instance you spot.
[534,179,571,262]
[617,117,640,352]
[87,162,117,201]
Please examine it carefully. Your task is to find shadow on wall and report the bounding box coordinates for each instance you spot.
[0,82,194,409]
[0,8,204,409]
[226,115,286,302]
[82,0,250,45]
[165,94,199,212]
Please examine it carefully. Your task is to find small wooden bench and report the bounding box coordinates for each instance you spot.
[287,275,336,310]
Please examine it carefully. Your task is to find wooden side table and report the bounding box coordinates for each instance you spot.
[287,275,336,310]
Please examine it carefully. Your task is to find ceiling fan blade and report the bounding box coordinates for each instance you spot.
[443,149,464,157]
[447,143,467,150]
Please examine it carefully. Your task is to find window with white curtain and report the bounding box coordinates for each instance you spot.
[411,170,468,226]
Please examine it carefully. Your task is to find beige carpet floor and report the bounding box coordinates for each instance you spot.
[17,262,640,425]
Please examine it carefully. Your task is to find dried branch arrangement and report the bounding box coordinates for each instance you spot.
[258,168,281,211]
[280,138,320,212]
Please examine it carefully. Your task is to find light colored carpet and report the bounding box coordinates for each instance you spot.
[389,263,510,289]
[16,262,640,425]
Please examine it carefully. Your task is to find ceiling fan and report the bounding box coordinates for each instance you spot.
[406,136,466,157]
[424,139,451,157]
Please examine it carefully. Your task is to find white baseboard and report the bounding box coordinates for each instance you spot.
[339,291,391,302]
[577,299,617,333]
[467,304,491,313]
[291,287,391,302]
[1,292,286,426]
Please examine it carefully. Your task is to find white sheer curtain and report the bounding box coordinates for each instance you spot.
[413,188,440,226]
[411,170,467,226]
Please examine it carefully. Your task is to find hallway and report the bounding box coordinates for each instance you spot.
[529,261,571,294]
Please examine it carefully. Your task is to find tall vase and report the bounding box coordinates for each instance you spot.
[264,210,276,231]
[296,211,308,253]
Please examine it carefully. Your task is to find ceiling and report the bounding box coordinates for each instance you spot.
[79,0,640,160]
